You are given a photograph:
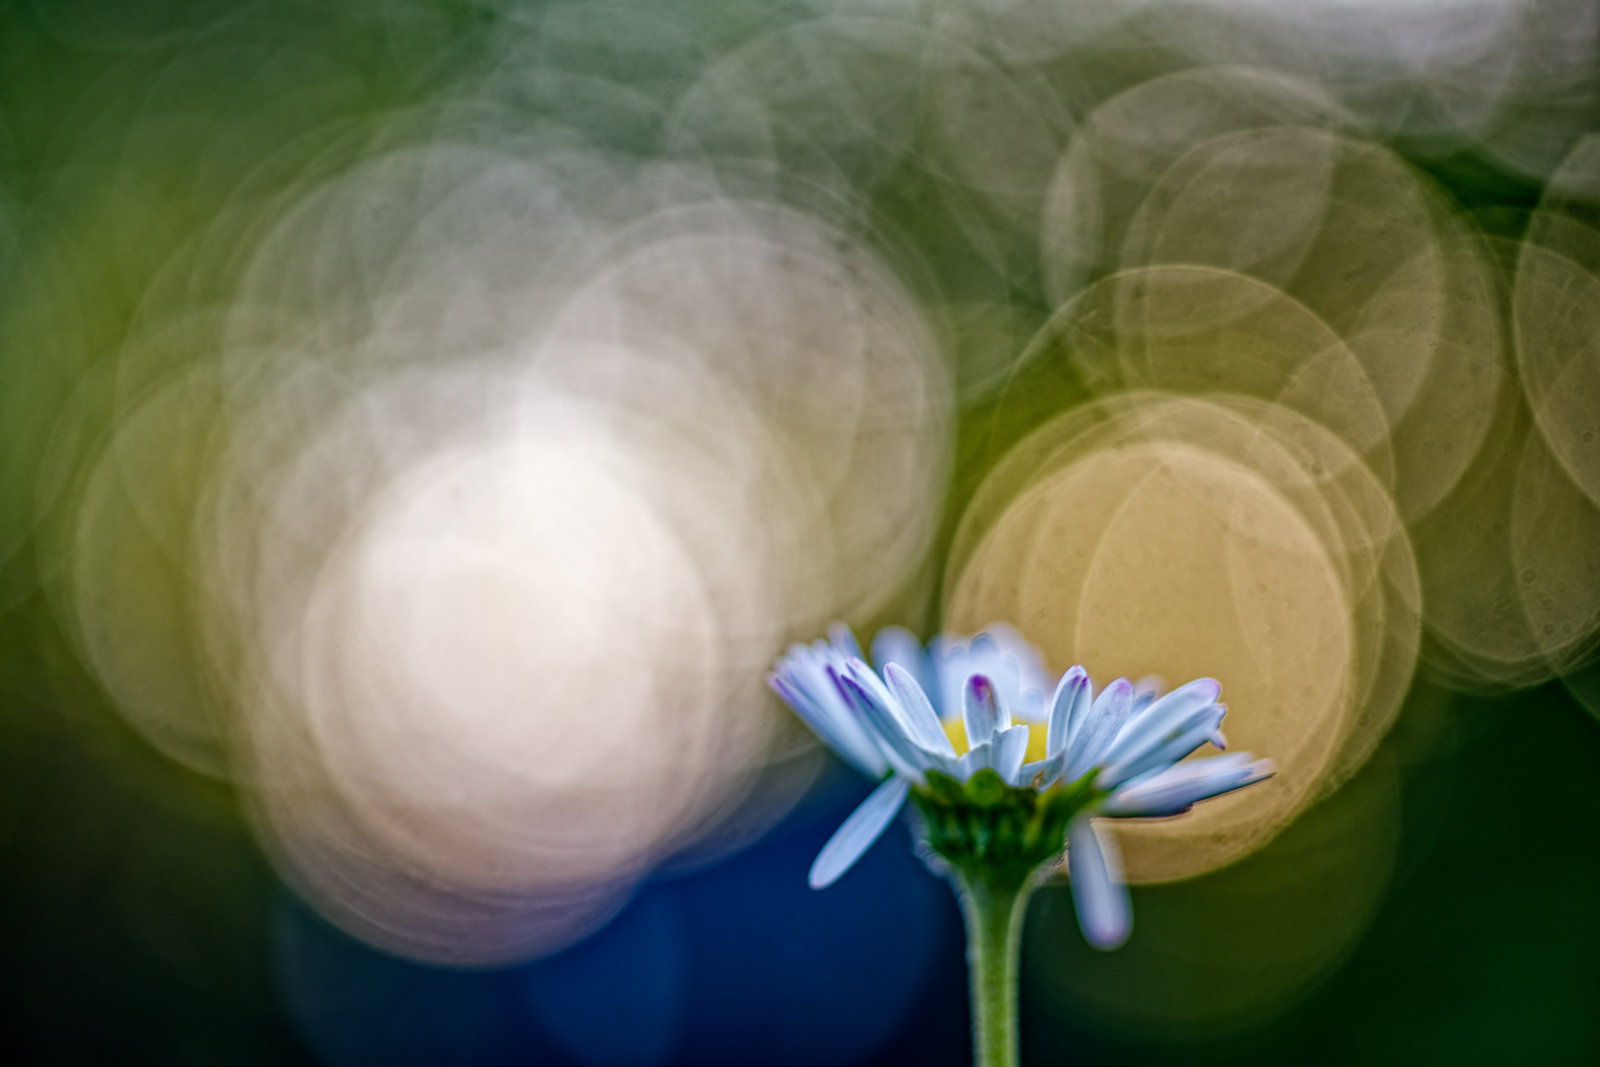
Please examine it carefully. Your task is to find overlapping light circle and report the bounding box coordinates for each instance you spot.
[947,390,1419,882]
[48,128,952,962]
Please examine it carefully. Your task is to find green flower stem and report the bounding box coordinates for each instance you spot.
[956,866,1036,1067]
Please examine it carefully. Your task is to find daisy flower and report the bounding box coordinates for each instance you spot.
[769,623,1273,949]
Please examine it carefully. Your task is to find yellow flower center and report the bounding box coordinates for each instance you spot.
[942,718,1051,764]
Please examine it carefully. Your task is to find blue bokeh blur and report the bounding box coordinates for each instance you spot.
[276,767,965,1067]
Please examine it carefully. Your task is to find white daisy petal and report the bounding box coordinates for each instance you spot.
[962,673,1006,748]
[958,739,994,777]
[1102,756,1274,817]
[1130,675,1165,714]
[1068,814,1131,950]
[1098,704,1227,789]
[1063,677,1135,780]
[1046,665,1092,759]
[885,662,957,757]
[1101,678,1221,767]
[809,777,913,888]
[832,668,930,782]
[993,724,1031,785]
[1121,750,1257,790]
[767,672,888,778]
[847,659,949,755]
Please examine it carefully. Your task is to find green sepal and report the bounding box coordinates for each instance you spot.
[966,768,1009,807]
[908,767,1107,883]
[924,768,971,805]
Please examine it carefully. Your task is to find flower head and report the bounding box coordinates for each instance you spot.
[769,624,1273,948]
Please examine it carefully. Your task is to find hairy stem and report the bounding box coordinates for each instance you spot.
[956,868,1035,1067]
